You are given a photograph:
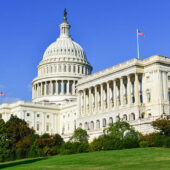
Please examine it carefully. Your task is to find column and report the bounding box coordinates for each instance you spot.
[127,75,131,105]
[78,91,81,117]
[36,84,38,98]
[113,80,117,107]
[95,86,98,113]
[83,90,86,115]
[44,82,46,96]
[120,77,124,106]
[67,80,70,95]
[163,72,168,101]
[100,84,104,112]
[135,73,139,105]
[107,82,110,111]
[89,88,92,114]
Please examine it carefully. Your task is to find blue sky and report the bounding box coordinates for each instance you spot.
[0,0,170,103]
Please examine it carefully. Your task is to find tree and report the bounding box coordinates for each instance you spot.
[0,119,13,161]
[70,128,89,143]
[104,121,140,140]
[152,117,170,136]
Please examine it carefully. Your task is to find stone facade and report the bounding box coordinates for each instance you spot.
[0,11,170,141]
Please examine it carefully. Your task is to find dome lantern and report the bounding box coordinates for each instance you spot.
[59,9,71,38]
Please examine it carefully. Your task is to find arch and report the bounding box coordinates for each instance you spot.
[123,114,127,121]
[79,123,82,128]
[116,115,120,122]
[90,121,94,130]
[84,122,88,130]
[148,113,152,118]
[141,112,145,119]
[109,117,113,124]
[129,113,135,121]
[96,120,100,129]
[103,118,107,127]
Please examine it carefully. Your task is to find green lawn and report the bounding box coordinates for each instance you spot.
[0,148,170,170]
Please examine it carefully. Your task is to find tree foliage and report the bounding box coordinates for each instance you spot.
[70,128,89,143]
[152,117,170,136]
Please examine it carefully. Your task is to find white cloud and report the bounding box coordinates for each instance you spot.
[0,97,20,104]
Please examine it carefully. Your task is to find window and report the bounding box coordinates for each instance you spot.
[27,113,30,117]
[46,124,49,131]
[73,65,76,72]
[69,82,72,94]
[64,82,67,94]
[90,121,94,130]
[96,120,100,129]
[58,82,61,94]
[47,115,50,118]
[147,92,151,103]
[78,66,80,73]
[103,118,107,127]
[37,114,40,118]
[37,123,39,131]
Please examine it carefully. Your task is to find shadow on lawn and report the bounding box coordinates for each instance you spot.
[0,157,47,169]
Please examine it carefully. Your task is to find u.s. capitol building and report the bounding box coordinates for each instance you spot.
[0,11,170,141]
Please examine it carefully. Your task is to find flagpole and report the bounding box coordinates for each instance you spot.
[137,29,140,59]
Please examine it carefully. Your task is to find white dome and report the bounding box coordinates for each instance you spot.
[32,10,92,104]
[43,37,86,60]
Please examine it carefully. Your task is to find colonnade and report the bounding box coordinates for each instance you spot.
[78,73,143,116]
[33,80,77,99]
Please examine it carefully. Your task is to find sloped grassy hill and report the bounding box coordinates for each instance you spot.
[0,148,170,170]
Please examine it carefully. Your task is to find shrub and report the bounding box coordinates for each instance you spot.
[139,141,149,148]
[139,133,159,147]
[122,137,139,149]
[89,136,105,152]
[163,137,170,148]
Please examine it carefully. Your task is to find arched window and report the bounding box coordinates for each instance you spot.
[96,120,100,129]
[116,115,120,122]
[109,117,113,124]
[141,112,145,119]
[148,113,152,118]
[84,122,88,130]
[130,113,135,121]
[79,123,82,128]
[90,121,94,130]
[103,118,107,127]
[123,114,127,121]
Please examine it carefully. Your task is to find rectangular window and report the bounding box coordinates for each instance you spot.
[64,82,67,94]
[58,82,61,94]
[69,83,72,93]
[37,124,39,131]
[46,124,49,131]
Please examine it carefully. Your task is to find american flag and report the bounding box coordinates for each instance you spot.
[0,92,5,97]
[138,30,145,37]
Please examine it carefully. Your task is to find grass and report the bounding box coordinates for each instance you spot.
[0,148,170,170]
